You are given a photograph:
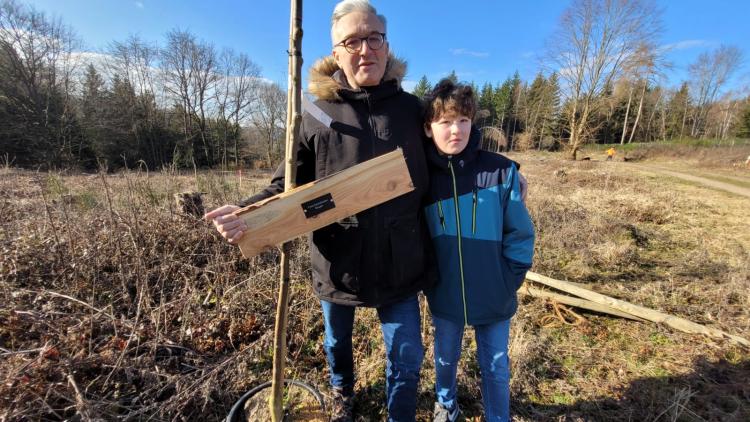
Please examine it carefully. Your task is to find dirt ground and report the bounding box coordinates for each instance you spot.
[1,148,748,421]
[628,163,750,199]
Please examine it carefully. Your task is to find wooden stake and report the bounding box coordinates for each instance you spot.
[525,271,750,348]
[269,0,302,420]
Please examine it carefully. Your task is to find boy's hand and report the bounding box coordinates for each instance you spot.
[519,173,528,203]
[204,205,247,244]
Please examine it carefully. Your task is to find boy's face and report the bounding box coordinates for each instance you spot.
[425,112,472,156]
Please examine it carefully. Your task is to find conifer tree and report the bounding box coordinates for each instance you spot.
[412,75,431,99]
[478,82,495,123]
[493,77,514,130]
[666,82,691,139]
[735,98,750,139]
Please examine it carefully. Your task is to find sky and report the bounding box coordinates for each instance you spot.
[23,0,750,95]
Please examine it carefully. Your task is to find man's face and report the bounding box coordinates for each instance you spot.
[332,11,388,89]
[425,112,472,156]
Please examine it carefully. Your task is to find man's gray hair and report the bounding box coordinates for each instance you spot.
[330,0,387,44]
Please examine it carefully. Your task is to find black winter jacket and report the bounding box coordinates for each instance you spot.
[239,56,435,307]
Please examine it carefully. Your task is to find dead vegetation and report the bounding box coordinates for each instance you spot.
[1,153,748,421]
[615,141,750,173]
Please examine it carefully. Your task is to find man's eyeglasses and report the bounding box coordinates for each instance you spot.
[335,32,386,54]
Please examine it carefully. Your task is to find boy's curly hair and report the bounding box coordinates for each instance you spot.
[423,78,477,123]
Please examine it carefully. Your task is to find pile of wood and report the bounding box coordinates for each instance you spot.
[521,271,750,348]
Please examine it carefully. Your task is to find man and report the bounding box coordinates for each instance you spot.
[205,1,432,420]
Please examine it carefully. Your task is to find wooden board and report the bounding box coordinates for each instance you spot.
[525,271,750,347]
[234,149,414,258]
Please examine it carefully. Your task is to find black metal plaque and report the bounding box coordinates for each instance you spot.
[301,193,335,218]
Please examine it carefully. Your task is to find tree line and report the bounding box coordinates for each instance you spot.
[0,0,286,170]
[414,0,749,159]
[2,0,749,170]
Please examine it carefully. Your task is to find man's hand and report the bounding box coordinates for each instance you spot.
[519,173,529,203]
[204,205,247,244]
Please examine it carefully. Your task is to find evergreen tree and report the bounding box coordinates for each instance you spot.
[735,98,750,139]
[524,72,547,147]
[493,77,514,129]
[78,64,106,168]
[477,82,494,123]
[666,82,691,139]
[469,81,479,97]
[446,70,459,84]
[412,75,431,99]
[539,72,562,146]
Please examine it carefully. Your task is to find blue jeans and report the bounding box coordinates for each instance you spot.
[433,315,511,422]
[321,296,424,422]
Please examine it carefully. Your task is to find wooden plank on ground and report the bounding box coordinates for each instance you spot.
[235,149,414,258]
[525,271,750,347]
[519,284,646,322]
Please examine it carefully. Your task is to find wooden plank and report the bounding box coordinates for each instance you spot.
[234,149,414,258]
[519,284,646,322]
[525,271,750,347]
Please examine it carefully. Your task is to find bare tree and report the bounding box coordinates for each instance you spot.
[105,35,165,164]
[546,0,661,159]
[107,35,158,101]
[0,0,80,165]
[624,43,668,144]
[251,82,286,167]
[160,29,218,165]
[214,48,261,168]
[688,45,742,138]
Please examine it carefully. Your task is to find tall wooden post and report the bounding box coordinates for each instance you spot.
[269,0,302,420]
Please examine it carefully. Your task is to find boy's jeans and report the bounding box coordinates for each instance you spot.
[433,315,511,422]
[321,295,423,422]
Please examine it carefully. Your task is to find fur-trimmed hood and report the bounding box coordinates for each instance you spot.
[308,54,407,101]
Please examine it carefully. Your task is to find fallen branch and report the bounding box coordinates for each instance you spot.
[0,347,45,357]
[519,284,645,322]
[525,271,750,348]
[67,373,94,421]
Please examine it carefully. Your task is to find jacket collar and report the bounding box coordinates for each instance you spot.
[426,126,482,173]
[308,54,408,101]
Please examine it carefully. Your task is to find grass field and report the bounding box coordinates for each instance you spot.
[1,147,748,421]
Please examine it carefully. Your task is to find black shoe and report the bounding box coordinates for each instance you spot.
[330,388,353,422]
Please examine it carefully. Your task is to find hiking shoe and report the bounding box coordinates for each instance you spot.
[433,401,460,422]
[330,388,353,422]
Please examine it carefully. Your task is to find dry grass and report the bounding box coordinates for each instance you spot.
[506,153,749,421]
[615,141,750,174]
[1,151,748,421]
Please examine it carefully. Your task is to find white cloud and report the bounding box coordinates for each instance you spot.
[660,39,712,52]
[402,79,417,93]
[69,51,111,68]
[449,48,490,58]
[134,1,145,9]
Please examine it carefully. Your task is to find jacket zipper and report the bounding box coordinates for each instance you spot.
[437,200,446,231]
[472,187,478,235]
[448,160,469,325]
[365,93,380,290]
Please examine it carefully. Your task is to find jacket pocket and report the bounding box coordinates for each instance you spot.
[312,223,363,294]
[386,213,425,288]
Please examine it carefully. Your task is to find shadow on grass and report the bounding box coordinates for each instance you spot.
[512,356,750,421]
[308,356,748,421]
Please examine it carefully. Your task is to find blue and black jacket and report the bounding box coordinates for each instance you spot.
[423,128,535,326]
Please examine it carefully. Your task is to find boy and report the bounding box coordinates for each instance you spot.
[422,79,535,422]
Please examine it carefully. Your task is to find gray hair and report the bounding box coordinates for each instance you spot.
[330,0,387,44]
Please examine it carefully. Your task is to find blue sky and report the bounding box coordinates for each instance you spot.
[25,0,750,94]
